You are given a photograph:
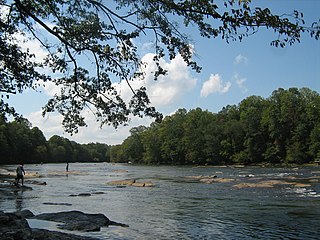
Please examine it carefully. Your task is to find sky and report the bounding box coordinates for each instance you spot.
[7,0,320,145]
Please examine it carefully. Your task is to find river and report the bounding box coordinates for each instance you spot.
[1,163,319,239]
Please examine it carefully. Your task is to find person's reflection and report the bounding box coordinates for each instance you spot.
[14,189,24,211]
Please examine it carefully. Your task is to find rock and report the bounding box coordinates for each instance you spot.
[233,180,295,188]
[107,179,154,187]
[107,179,136,186]
[131,182,146,187]
[233,182,274,188]
[142,182,154,187]
[188,175,234,184]
[33,210,129,231]
[309,179,319,183]
[78,193,92,197]
[43,202,73,206]
[15,209,35,218]
[199,178,234,184]
[1,209,128,239]
[26,180,47,185]
[58,221,102,232]
[69,193,98,197]
[294,183,311,188]
[92,191,104,195]
[0,210,32,240]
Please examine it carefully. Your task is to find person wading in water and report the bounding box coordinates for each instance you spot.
[16,163,25,186]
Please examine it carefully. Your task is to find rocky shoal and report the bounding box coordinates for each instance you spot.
[0,209,128,240]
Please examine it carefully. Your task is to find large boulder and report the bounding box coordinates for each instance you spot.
[0,210,32,240]
[0,210,126,239]
[33,210,128,231]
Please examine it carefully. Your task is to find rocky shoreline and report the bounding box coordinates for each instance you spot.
[0,210,97,240]
[0,209,128,240]
[0,170,129,240]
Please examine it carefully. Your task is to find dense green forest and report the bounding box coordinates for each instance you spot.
[0,117,110,164]
[1,87,319,166]
[111,88,320,165]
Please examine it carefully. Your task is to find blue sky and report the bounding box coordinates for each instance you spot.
[8,0,320,145]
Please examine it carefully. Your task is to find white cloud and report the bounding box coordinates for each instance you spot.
[115,53,197,107]
[39,81,61,96]
[200,74,231,97]
[27,110,153,145]
[234,54,248,65]
[27,53,197,144]
[233,73,248,93]
[12,33,48,63]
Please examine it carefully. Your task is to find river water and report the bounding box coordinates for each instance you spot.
[1,163,320,239]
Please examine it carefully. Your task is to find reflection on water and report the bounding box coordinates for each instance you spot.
[1,163,319,239]
[14,190,24,211]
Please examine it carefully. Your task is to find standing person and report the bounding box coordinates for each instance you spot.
[16,163,25,186]
[66,163,69,172]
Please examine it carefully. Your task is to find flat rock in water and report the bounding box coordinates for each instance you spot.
[33,210,128,231]
[43,202,72,206]
[107,179,154,187]
[107,179,136,186]
[78,193,92,197]
[26,180,47,185]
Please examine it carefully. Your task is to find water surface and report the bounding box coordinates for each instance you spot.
[1,163,319,239]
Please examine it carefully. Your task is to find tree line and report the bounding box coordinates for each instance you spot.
[0,118,110,164]
[1,87,319,166]
[111,88,320,165]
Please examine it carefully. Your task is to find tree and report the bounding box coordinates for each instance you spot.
[6,118,34,163]
[183,108,212,164]
[239,96,268,164]
[121,126,146,163]
[0,115,10,163]
[1,0,319,133]
[47,135,73,162]
[159,109,187,164]
[141,122,162,164]
[29,126,49,163]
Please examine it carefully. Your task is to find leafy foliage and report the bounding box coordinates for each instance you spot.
[1,87,319,165]
[112,88,320,165]
[1,0,319,133]
[0,115,110,164]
